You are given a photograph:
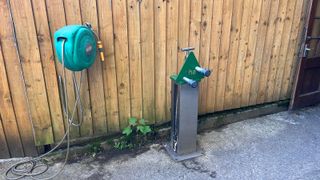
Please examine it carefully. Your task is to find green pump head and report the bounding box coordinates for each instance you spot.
[54,24,97,71]
[170,49,211,88]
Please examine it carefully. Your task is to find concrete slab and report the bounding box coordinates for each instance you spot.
[1,105,320,180]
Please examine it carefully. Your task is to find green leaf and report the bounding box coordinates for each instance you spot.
[139,118,146,125]
[122,126,132,136]
[137,125,144,133]
[142,126,152,135]
[138,125,151,135]
[129,117,137,126]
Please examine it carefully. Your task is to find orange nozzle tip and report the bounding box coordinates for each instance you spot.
[100,52,105,61]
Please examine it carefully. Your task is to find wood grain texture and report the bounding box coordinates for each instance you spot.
[257,0,281,104]
[80,0,107,135]
[265,0,289,102]
[155,0,167,124]
[0,115,10,158]
[240,0,263,107]
[177,0,191,69]
[0,42,24,157]
[189,0,202,114]
[224,0,244,109]
[233,0,254,108]
[206,0,224,112]
[198,0,213,114]
[97,0,120,133]
[215,0,234,111]
[31,0,65,141]
[140,0,155,124]
[9,0,53,146]
[166,0,179,120]
[189,0,202,58]
[273,0,297,101]
[0,0,37,156]
[127,0,142,120]
[281,0,309,99]
[112,0,131,129]
[248,0,272,106]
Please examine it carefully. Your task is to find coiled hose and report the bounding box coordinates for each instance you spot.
[5,39,84,180]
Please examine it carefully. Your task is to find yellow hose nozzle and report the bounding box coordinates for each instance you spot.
[97,41,105,62]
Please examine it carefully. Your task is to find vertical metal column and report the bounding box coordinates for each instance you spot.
[165,81,202,161]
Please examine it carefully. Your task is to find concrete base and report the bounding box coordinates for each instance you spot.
[164,143,203,162]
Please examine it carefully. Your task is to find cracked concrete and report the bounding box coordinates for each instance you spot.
[1,105,320,180]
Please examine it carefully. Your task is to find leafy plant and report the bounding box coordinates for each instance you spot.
[89,142,102,155]
[113,117,152,150]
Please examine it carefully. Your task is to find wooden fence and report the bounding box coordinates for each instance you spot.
[0,0,309,158]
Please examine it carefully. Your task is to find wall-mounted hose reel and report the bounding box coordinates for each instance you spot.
[54,23,104,71]
[53,23,105,128]
[165,47,211,161]
[5,23,105,180]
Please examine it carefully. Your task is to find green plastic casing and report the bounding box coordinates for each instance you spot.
[54,25,97,71]
[171,52,205,84]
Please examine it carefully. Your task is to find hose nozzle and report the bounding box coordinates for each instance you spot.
[97,41,105,61]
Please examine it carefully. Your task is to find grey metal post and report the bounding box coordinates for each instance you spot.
[165,80,202,161]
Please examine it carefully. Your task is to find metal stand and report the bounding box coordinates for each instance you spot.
[165,47,211,162]
[164,81,203,161]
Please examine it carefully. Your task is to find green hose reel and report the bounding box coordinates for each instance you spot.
[54,25,97,71]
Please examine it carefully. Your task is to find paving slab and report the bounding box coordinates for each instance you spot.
[1,105,320,180]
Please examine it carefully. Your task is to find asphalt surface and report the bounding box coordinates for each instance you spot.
[1,105,320,180]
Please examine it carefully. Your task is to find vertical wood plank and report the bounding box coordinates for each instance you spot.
[64,0,93,137]
[224,0,244,109]
[0,0,37,156]
[215,0,234,111]
[30,0,65,141]
[9,0,53,145]
[206,0,223,112]
[97,0,120,133]
[272,0,297,101]
[127,0,142,120]
[198,0,214,114]
[46,0,80,139]
[265,0,289,102]
[0,115,10,158]
[189,0,202,114]
[112,0,131,128]
[189,0,202,57]
[233,0,254,108]
[155,0,167,123]
[177,0,191,69]
[166,0,179,119]
[140,0,155,124]
[281,0,308,99]
[80,0,107,135]
[256,0,280,104]
[0,43,24,157]
[248,0,272,105]
[240,0,263,107]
